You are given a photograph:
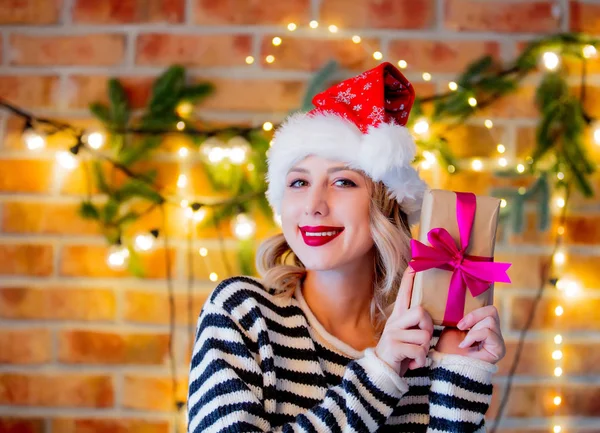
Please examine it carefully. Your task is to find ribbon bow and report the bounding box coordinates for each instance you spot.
[410,192,511,326]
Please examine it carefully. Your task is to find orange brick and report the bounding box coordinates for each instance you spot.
[510,212,600,246]
[122,376,188,411]
[510,296,600,331]
[479,85,538,119]
[389,40,499,74]
[136,34,252,67]
[58,330,169,365]
[497,341,600,377]
[570,1,600,34]
[0,418,44,433]
[0,329,51,364]
[73,0,185,23]
[52,418,170,433]
[320,0,435,30]
[0,373,113,407]
[444,0,558,33]
[442,124,506,158]
[65,75,154,109]
[0,0,62,24]
[0,160,55,194]
[193,0,309,25]
[10,34,125,66]
[59,245,176,279]
[0,287,116,321]
[0,76,60,108]
[0,244,53,277]
[260,36,380,72]
[2,201,99,235]
[201,78,304,112]
[124,290,210,325]
[488,383,600,418]
[186,244,240,282]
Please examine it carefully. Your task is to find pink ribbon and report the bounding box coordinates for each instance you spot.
[409,192,512,327]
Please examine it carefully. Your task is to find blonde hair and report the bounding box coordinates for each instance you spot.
[255,180,413,335]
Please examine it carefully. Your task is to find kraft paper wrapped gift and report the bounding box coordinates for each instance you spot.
[409,189,512,327]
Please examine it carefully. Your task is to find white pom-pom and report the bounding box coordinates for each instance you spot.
[359,123,417,180]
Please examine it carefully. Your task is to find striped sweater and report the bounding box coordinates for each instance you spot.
[187,276,497,433]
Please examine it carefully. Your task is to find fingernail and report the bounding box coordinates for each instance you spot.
[457,320,464,330]
[458,340,466,348]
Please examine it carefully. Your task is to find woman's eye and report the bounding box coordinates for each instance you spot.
[334,178,357,187]
[289,179,308,188]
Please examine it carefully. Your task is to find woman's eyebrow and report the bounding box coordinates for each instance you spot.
[287,166,360,175]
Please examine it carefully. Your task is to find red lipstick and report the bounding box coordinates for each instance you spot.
[299,225,344,247]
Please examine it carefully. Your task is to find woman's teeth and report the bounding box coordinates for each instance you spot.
[305,231,340,237]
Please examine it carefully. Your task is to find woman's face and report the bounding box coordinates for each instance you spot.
[281,155,374,271]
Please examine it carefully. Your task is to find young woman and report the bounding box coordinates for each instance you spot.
[187,63,505,432]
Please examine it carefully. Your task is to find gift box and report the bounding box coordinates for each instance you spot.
[409,189,511,327]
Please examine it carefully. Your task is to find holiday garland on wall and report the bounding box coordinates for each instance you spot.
[1,31,599,431]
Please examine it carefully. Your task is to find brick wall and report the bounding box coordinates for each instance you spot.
[1,0,600,432]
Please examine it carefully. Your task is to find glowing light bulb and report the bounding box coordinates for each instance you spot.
[209,272,218,282]
[583,44,597,59]
[498,157,508,167]
[208,146,226,163]
[263,122,273,131]
[272,37,282,46]
[199,247,208,257]
[265,55,275,64]
[397,60,407,69]
[309,20,318,29]
[232,213,256,240]
[185,206,206,223]
[557,172,564,180]
[555,305,564,316]
[176,121,185,131]
[328,25,338,33]
[84,129,106,150]
[413,119,429,135]
[518,187,526,195]
[352,35,361,44]
[517,164,525,173]
[594,126,600,145]
[447,165,456,173]
[554,334,563,345]
[471,159,483,171]
[180,199,189,208]
[448,81,458,91]
[229,145,247,164]
[134,232,157,252]
[373,51,383,60]
[468,97,477,107]
[247,163,255,171]
[56,151,79,170]
[553,250,566,266]
[556,197,566,208]
[497,144,506,154]
[177,174,188,189]
[542,52,560,71]
[484,119,493,129]
[422,72,432,81]
[557,226,565,235]
[552,349,563,360]
[176,102,193,117]
[287,23,297,31]
[500,199,507,208]
[178,147,189,159]
[553,396,562,406]
[107,245,130,271]
[245,56,255,65]
[553,425,562,433]
[554,367,563,377]
[23,129,46,151]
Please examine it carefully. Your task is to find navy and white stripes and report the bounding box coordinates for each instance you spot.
[187,276,496,432]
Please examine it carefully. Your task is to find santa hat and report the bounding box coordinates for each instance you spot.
[266,62,428,225]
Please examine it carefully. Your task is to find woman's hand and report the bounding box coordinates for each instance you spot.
[435,305,506,364]
[375,267,434,376]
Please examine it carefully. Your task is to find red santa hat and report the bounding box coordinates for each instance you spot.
[266,62,428,225]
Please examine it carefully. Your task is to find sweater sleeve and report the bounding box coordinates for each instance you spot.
[187,301,409,433]
[426,351,497,433]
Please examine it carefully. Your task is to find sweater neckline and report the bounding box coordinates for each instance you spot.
[293,282,365,360]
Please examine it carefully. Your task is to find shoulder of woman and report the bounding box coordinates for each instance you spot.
[207,276,289,313]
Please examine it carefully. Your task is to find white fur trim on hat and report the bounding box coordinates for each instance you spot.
[266,112,428,225]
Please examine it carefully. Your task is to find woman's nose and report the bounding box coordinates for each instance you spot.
[304,186,329,216]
